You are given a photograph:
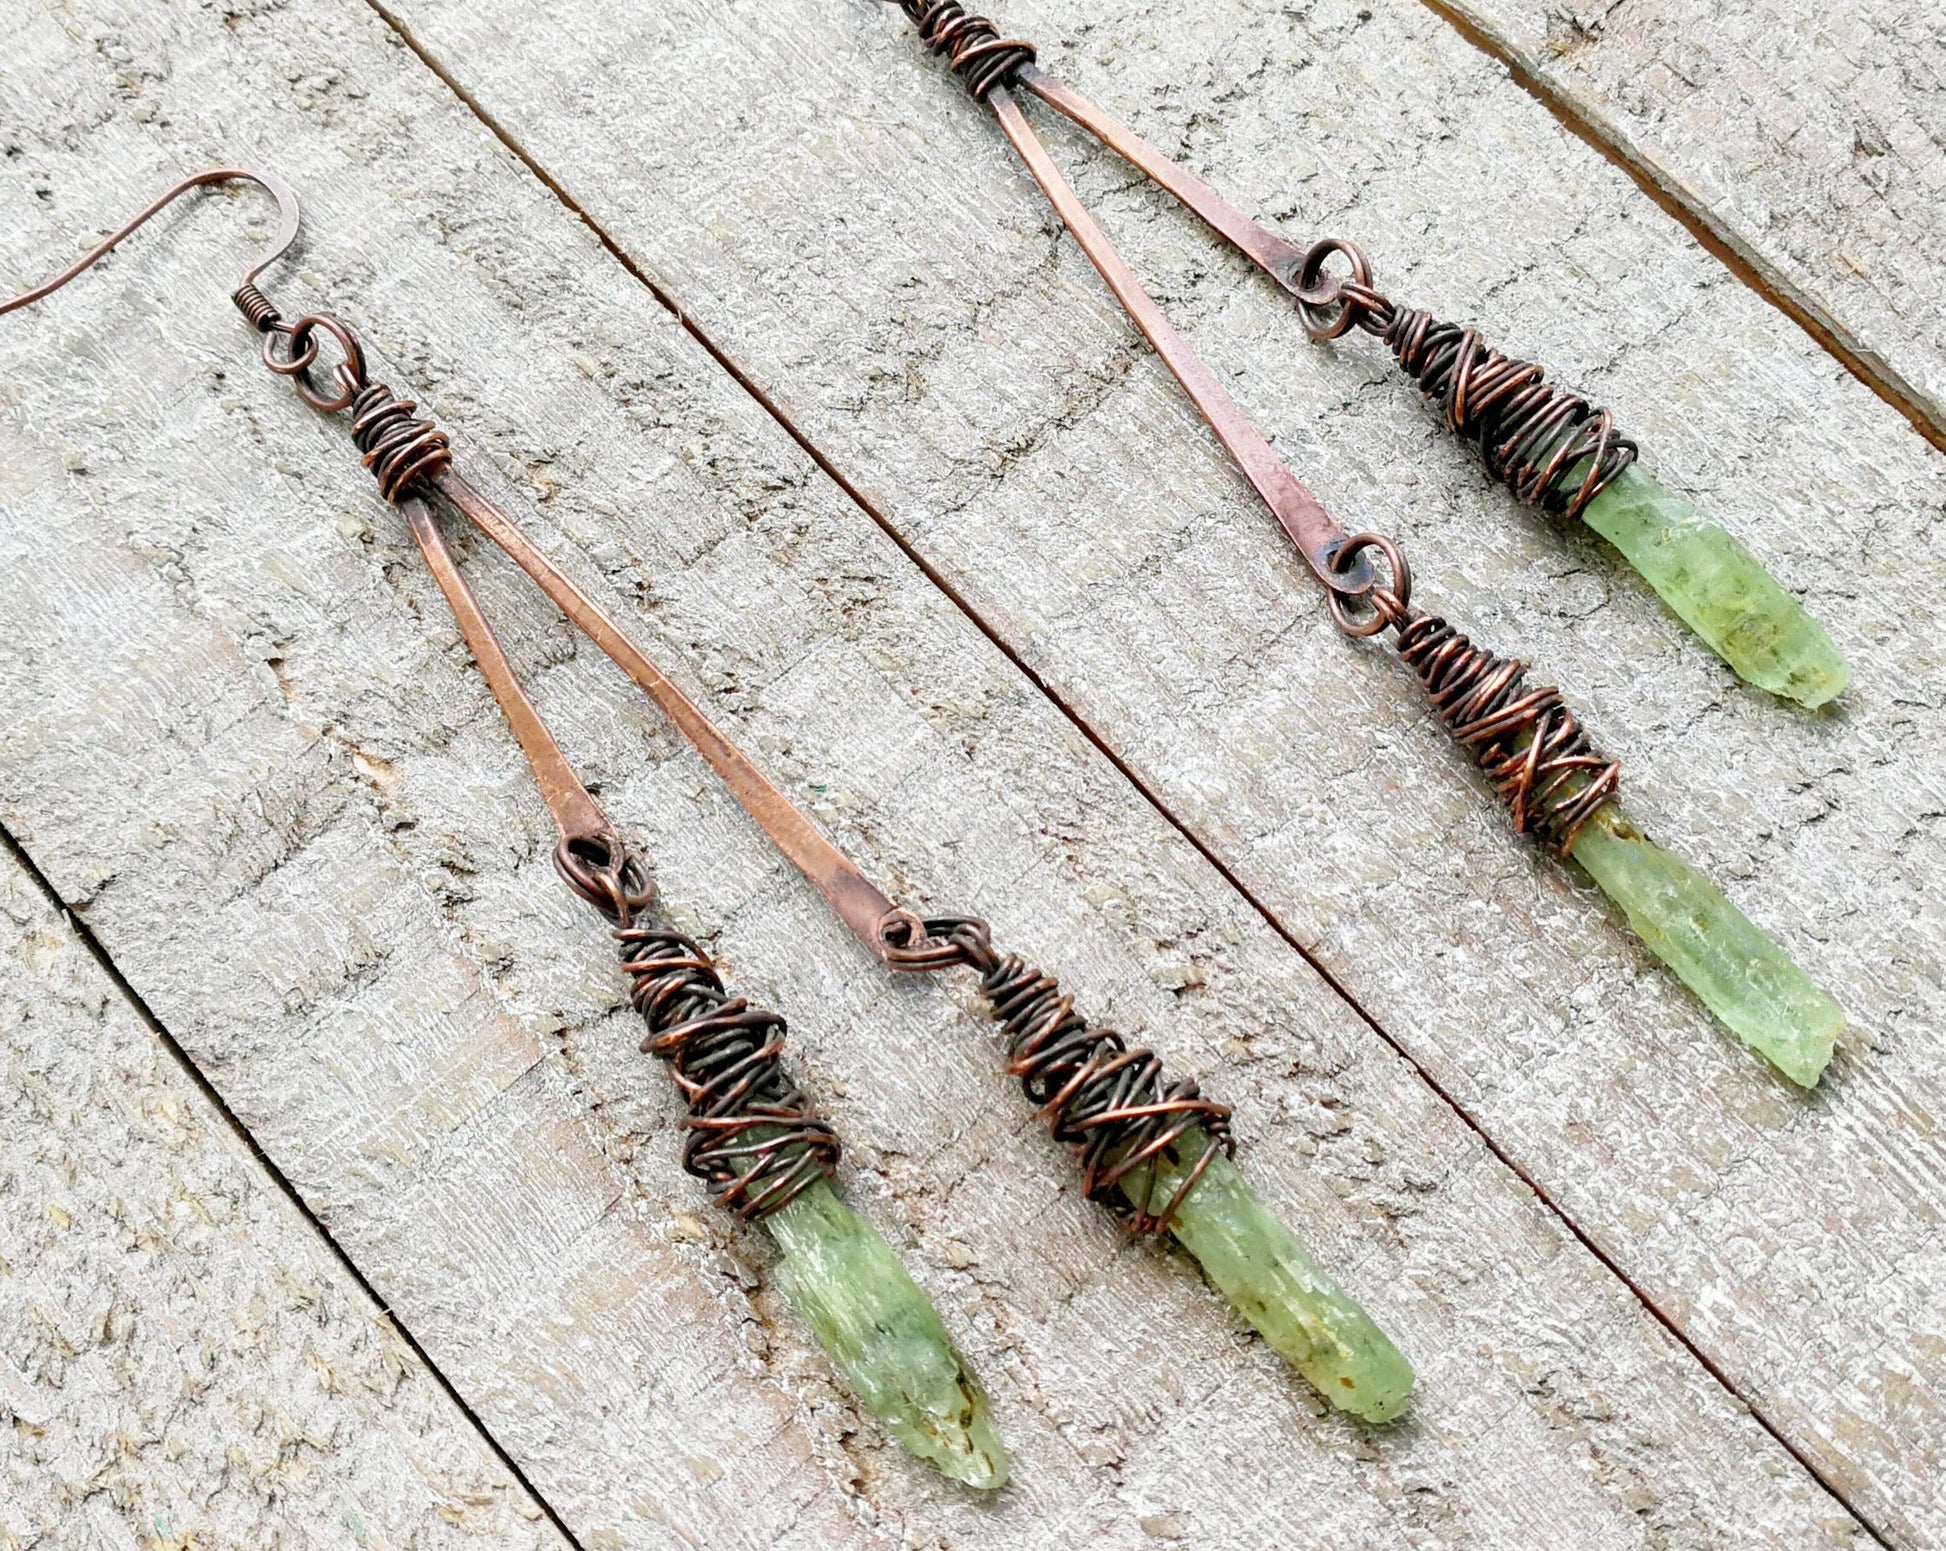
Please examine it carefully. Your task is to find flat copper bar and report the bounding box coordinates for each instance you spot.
[988,86,1368,594]
[434,471,901,957]
[399,494,616,852]
[1018,66,1306,297]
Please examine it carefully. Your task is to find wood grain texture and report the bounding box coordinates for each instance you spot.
[354,0,1946,1542]
[0,0,1888,1547]
[0,851,565,1550]
[1434,0,1946,434]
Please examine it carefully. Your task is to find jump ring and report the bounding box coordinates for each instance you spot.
[1326,532,1412,637]
[1295,237,1377,341]
[278,313,368,415]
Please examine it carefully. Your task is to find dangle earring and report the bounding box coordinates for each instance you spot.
[878,2,1846,1086]
[879,1,1849,712]
[5,172,1415,1425]
[1,170,1009,1487]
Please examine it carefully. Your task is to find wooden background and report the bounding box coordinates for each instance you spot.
[1,0,1939,1546]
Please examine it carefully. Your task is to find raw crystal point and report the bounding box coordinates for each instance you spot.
[766,1178,1009,1488]
[1127,1135,1414,1422]
[1571,805,1843,1086]
[1580,463,1850,708]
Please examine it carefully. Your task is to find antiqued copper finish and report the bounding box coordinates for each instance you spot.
[887,1,1625,854]
[0,167,302,320]
[432,471,903,956]
[1,169,847,1222]
[884,914,1232,1233]
[988,86,1370,595]
[975,26,1644,522]
[4,166,1248,1237]
[1293,237,1638,519]
[1020,66,1311,298]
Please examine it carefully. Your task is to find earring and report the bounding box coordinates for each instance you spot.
[2,168,1009,1488]
[876,1,1846,1087]
[4,170,1414,1428]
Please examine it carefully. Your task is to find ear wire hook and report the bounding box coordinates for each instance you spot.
[0,167,302,320]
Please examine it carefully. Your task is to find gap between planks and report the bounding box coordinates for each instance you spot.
[1416,0,1946,457]
[354,3,1904,1541]
[0,819,594,1551]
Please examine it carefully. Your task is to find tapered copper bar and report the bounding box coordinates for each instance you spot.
[1018,66,1306,297]
[398,494,618,855]
[435,471,902,957]
[988,86,1369,595]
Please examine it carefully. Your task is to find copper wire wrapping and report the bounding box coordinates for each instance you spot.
[348,380,453,503]
[232,281,282,332]
[883,914,1231,1233]
[1297,238,1637,520]
[1394,608,1620,851]
[1327,537,1620,851]
[891,0,1036,100]
[557,836,841,1221]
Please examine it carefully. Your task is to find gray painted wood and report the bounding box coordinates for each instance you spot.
[1440,0,1946,433]
[0,851,567,1550]
[0,0,1927,1548]
[344,0,1946,1542]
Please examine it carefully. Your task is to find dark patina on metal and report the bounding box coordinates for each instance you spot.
[883,0,1624,855]
[5,167,1235,1233]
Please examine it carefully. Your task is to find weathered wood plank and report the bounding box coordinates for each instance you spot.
[1436,0,1946,436]
[0,0,1877,1546]
[0,849,567,1549]
[361,0,1946,1541]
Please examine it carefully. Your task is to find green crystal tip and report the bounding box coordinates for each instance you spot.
[766,1179,1009,1488]
[1571,805,1844,1086]
[1581,463,1851,709]
[1127,1136,1415,1423]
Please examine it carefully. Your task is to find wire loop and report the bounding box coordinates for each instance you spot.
[1326,532,1413,638]
[889,0,1036,100]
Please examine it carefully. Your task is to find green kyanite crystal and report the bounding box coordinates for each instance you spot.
[1580,463,1850,708]
[1570,805,1843,1086]
[1125,1135,1414,1422]
[765,1178,1008,1488]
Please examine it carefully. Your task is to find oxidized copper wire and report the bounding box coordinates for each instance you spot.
[1297,237,1638,521]
[882,914,1232,1234]
[890,0,1034,100]
[348,382,454,503]
[889,14,1629,856]
[554,833,841,1221]
[1,169,845,1228]
[5,166,1266,1237]
[1329,537,1618,852]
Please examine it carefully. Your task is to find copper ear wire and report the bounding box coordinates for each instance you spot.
[0,167,302,320]
[3,167,844,1221]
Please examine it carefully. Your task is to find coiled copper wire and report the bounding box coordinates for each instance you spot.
[1297,238,1637,520]
[884,914,1231,1233]
[557,836,840,1221]
[232,281,282,332]
[617,921,841,1220]
[347,380,453,503]
[891,0,1036,100]
[1395,607,1619,851]
[1327,536,1620,852]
